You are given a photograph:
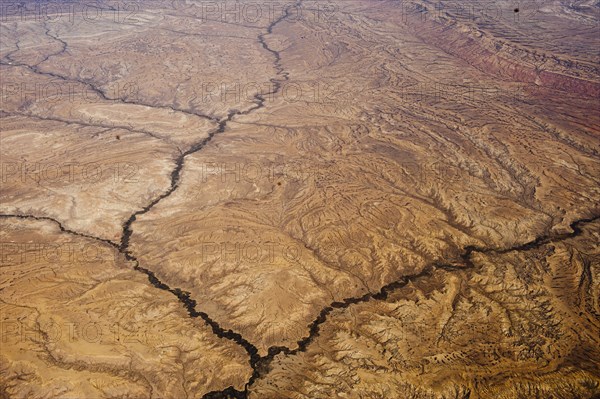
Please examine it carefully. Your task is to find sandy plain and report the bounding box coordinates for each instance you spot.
[0,0,599,398]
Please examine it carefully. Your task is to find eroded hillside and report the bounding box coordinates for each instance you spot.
[1,1,598,398]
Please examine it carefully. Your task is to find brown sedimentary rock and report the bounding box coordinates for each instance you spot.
[1,0,598,397]
[0,217,252,398]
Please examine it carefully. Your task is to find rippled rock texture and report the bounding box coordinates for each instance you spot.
[1,0,598,398]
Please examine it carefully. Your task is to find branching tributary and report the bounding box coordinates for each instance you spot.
[2,2,599,398]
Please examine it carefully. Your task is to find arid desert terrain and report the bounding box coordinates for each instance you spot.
[0,0,599,398]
